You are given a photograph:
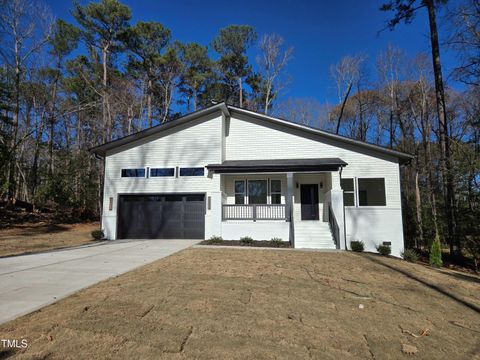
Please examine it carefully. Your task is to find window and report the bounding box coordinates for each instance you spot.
[235,180,245,204]
[270,180,281,204]
[341,178,355,206]
[358,178,386,206]
[248,180,267,204]
[179,167,204,176]
[150,168,174,177]
[121,168,145,177]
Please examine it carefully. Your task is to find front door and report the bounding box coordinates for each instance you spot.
[300,184,319,220]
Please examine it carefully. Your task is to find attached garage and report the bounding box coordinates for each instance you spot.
[117,194,205,239]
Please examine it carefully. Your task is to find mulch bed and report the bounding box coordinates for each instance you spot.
[199,239,292,248]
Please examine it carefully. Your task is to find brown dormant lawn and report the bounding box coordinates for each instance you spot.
[0,248,479,359]
[0,222,99,257]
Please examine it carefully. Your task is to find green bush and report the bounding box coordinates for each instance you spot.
[429,234,443,267]
[401,249,419,263]
[350,240,364,252]
[377,244,391,256]
[270,237,283,245]
[207,235,223,244]
[240,236,254,244]
[91,230,104,240]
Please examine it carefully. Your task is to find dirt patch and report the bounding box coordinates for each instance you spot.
[0,222,100,257]
[0,249,479,359]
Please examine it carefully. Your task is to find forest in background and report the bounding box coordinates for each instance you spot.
[0,0,478,264]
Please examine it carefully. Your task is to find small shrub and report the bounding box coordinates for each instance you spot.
[401,249,419,263]
[377,244,391,256]
[240,236,254,245]
[91,230,104,240]
[429,234,443,267]
[350,240,364,252]
[207,235,223,244]
[270,237,283,245]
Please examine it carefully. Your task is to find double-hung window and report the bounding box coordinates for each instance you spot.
[234,180,246,204]
[270,179,282,204]
[341,178,355,206]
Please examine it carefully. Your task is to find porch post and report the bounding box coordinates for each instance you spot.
[329,170,345,250]
[205,172,223,239]
[286,172,295,245]
[331,170,341,190]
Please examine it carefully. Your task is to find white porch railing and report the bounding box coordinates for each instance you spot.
[222,204,290,221]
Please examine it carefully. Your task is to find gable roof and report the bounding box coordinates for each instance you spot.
[90,102,413,164]
[89,102,230,157]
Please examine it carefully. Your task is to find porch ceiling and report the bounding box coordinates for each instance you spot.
[206,158,347,173]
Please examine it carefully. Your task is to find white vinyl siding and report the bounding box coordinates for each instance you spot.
[101,115,223,239]
[100,109,405,256]
[224,114,404,256]
[225,114,401,209]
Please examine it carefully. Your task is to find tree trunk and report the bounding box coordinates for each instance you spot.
[415,171,424,248]
[48,73,59,177]
[336,82,352,134]
[147,79,152,128]
[7,45,21,203]
[193,88,197,112]
[264,83,271,115]
[102,46,109,142]
[238,77,243,107]
[425,0,458,256]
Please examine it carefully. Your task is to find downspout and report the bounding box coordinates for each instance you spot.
[339,166,348,251]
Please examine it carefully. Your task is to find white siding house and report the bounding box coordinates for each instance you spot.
[91,103,413,257]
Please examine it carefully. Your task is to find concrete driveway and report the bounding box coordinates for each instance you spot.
[0,239,199,324]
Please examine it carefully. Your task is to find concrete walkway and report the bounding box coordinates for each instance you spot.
[0,239,199,324]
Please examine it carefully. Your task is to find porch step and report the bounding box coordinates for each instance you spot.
[294,222,336,249]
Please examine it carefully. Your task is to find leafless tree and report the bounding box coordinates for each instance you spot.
[257,33,293,115]
[445,0,480,86]
[330,54,367,134]
[376,44,404,148]
[0,0,53,201]
[275,97,323,127]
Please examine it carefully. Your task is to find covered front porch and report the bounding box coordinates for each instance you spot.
[207,159,347,249]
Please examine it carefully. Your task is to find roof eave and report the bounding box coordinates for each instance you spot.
[206,164,348,174]
[89,102,230,157]
[227,106,414,163]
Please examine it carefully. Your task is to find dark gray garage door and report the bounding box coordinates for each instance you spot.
[117,194,205,239]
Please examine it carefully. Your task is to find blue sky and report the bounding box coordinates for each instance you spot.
[46,0,461,105]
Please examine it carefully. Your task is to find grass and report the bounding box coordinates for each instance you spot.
[0,222,100,257]
[1,248,479,359]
